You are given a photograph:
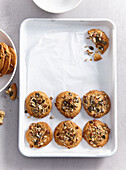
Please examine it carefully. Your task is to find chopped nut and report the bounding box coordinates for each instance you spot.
[84,59,87,62]
[86,50,93,56]
[50,97,53,100]
[50,116,54,119]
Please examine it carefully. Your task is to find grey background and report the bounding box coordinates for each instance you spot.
[0,0,124,169]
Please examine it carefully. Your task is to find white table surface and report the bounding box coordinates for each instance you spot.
[0,0,124,169]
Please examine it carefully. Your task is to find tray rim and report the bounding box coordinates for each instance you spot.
[19,18,117,157]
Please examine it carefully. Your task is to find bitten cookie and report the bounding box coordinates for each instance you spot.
[26,122,53,148]
[83,120,110,148]
[54,120,82,149]
[88,29,109,54]
[25,91,52,118]
[83,90,111,118]
[6,46,17,74]
[55,91,81,118]
[0,43,11,77]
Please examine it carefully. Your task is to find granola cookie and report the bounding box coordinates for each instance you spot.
[26,122,53,148]
[6,46,17,74]
[25,91,52,118]
[0,43,11,77]
[55,91,81,118]
[83,120,110,148]
[0,43,5,71]
[88,29,109,54]
[54,120,82,149]
[83,90,111,118]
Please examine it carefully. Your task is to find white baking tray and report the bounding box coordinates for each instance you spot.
[19,18,117,157]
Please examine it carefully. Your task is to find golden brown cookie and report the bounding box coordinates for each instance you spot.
[26,122,53,148]
[55,91,81,118]
[25,91,52,118]
[0,43,11,77]
[83,120,110,148]
[88,29,109,54]
[6,83,17,100]
[0,43,5,71]
[54,120,82,149]
[6,46,17,74]
[83,90,111,118]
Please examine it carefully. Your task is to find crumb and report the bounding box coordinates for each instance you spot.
[50,116,54,119]
[86,50,93,56]
[89,46,94,50]
[95,51,99,53]
[6,83,17,100]
[50,97,53,100]
[27,116,30,119]
[86,37,90,39]
[90,59,92,61]
[94,53,102,61]
[0,110,5,125]
[84,45,88,48]
[4,96,6,98]
[84,59,87,62]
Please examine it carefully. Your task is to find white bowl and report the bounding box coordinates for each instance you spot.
[33,0,82,13]
[0,29,17,92]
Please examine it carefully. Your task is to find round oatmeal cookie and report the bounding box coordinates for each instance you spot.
[83,119,110,148]
[88,29,109,54]
[55,91,82,118]
[54,120,82,149]
[25,91,52,118]
[26,122,53,148]
[83,90,111,118]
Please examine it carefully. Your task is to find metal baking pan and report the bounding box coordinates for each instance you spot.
[19,18,117,157]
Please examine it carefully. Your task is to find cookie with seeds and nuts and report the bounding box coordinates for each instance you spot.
[0,43,6,71]
[0,42,11,77]
[55,91,81,119]
[83,90,111,118]
[83,120,110,148]
[54,120,82,149]
[6,46,17,74]
[25,91,52,118]
[88,29,109,54]
[6,83,17,100]
[26,122,53,148]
